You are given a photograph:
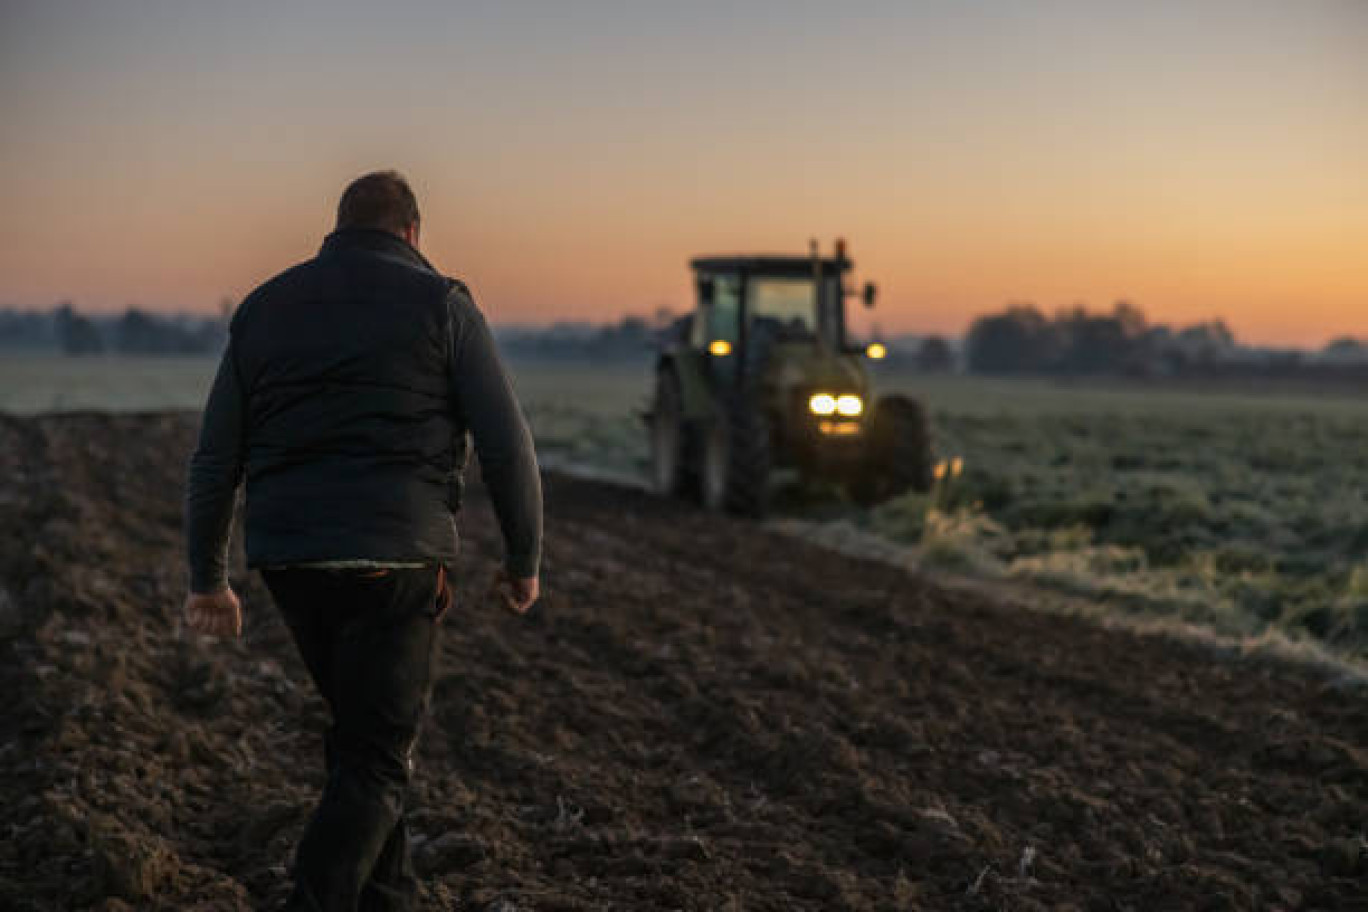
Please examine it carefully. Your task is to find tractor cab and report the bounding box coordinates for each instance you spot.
[687,243,878,364]
[650,241,930,516]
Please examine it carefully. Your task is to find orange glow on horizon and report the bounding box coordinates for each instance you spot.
[1,2,1364,348]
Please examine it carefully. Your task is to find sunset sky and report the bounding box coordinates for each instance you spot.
[1,1,1365,346]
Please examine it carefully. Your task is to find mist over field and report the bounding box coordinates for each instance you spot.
[5,353,1366,662]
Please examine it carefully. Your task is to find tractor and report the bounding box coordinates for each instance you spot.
[648,240,933,516]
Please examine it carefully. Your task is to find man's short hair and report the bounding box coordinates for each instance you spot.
[336,170,420,235]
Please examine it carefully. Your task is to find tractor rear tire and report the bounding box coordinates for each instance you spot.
[650,369,698,499]
[853,394,933,504]
[701,393,772,517]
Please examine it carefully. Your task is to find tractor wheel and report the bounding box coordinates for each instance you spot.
[852,394,933,504]
[701,392,772,517]
[650,369,698,498]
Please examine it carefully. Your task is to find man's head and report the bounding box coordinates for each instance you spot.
[336,170,421,247]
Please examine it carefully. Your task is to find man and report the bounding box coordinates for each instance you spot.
[183,170,542,911]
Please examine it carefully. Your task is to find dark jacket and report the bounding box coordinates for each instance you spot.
[184,228,541,592]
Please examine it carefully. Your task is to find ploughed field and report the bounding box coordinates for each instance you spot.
[8,355,1368,658]
[0,413,1365,911]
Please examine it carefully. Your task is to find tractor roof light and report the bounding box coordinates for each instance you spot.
[708,339,732,357]
[808,393,837,416]
[866,342,887,360]
[836,394,863,417]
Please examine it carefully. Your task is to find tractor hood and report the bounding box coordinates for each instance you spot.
[770,340,870,397]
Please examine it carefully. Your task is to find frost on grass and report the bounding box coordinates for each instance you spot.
[523,368,1368,661]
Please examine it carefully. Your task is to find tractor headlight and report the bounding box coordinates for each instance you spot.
[836,394,863,417]
[808,393,837,415]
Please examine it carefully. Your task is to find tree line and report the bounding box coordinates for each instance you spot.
[6,298,1367,379]
[0,302,231,355]
[965,301,1241,375]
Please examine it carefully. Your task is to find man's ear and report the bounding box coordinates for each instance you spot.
[404,222,420,248]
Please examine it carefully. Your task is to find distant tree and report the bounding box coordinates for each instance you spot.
[1050,300,1149,374]
[116,308,161,353]
[965,302,1053,373]
[915,335,955,372]
[1322,337,1368,364]
[963,299,1245,376]
[1174,320,1236,364]
[115,306,218,353]
[55,302,104,355]
[1112,299,1147,338]
[0,307,58,350]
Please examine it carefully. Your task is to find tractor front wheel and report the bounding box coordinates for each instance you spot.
[701,394,772,517]
[850,394,933,504]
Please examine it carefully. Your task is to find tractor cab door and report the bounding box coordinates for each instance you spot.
[693,272,742,352]
[693,271,743,390]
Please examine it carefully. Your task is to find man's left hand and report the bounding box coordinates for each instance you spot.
[184,587,242,637]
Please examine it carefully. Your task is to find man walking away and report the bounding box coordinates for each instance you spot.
[182,170,542,911]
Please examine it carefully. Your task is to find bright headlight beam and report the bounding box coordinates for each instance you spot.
[836,394,863,417]
[809,393,837,415]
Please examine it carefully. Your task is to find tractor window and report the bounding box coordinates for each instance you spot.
[749,278,817,337]
[704,274,742,345]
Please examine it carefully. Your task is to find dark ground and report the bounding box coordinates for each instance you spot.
[0,413,1364,911]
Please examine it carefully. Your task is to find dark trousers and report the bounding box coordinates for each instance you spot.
[262,566,445,912]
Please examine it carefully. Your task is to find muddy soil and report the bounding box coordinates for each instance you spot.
[0,413,1364,911]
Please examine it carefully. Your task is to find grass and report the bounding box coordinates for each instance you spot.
[6,353,1366,657]
[0,354,220,412]
[508,360,650,477]
[865,372,1368,658]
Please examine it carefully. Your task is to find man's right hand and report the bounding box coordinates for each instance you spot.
[184,586,243,637]
[490,568,539,615]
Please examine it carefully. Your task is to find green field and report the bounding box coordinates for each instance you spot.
[5,353,1365,657]
[876,374,1368,658]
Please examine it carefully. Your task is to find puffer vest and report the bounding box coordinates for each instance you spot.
[229,228,465,567]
